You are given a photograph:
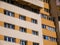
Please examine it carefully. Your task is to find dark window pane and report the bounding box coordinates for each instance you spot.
[20,27,26,32]
[4,23,15,29]
[44,8,49,13]
[50,37,57,42]
[4,10,14,17]
[42,24,46,29]
[8,37,11,42]
[20,40,27,45]
[33,42,39,45]
[19,15,26,20]
[41,14,47,19]
[32,30,38,35]
[4,36,7,41]
[43,35,48,40]
[31,19,37,24]
[12,38,16,42]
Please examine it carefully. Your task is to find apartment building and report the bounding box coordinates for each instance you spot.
[0,0,58,45]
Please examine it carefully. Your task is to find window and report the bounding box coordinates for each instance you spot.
[4,10,14,17]
[31,8,39,14]
[43,35,49,40]
[47,26,51,30]
[50,37,57,42]
[20,27,26,33]
[33,42,39,45]
[41,14,55,21]
[19,15,26,20]
[42,24,46,29]
[41,14,47,19]
[47,16,52,20]
[51,28,56,32]
[32,30,38,35]
[43,35,57,42]
[44,8,49,13]
[4,23,15,29]
[47,16,55,21]
[4,36,15,42]
[31,19,37,24]
[47,26,56,32]
[20,40,27,45]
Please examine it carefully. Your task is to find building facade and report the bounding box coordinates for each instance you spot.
[0,0,58,45]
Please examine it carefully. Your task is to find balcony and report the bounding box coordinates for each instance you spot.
[21,0,44,7]
[1,0,40,14]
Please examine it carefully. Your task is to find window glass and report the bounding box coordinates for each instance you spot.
[19,15,26,20]
[42,24,46,29]
[20,40,27,45]
[31,19,37,24]
[4,10,14,17]
[4,23,15,29]
[32,30,38,35]
[33,42,39,45]
[43,35,49,40]
[20,27,26,32]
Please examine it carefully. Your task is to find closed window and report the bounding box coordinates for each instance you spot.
[20,27,26,33]
[47,26,56,32]
[47,16,55,21]
[44,8,49,13]
[4,10,14,17]
[32,30,38,35]
[4,36,15,42]
[4,23,15,29]
[19,15,26,20]
[33,42,39,45]
[31,19,37,24]
[43,35,49,40]
[50,37,57,42]
[41,14,47,19]
[42,24,46,29]
[20,40,27,45]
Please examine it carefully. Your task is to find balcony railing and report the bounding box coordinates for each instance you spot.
[1,0,40,14]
